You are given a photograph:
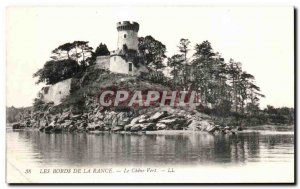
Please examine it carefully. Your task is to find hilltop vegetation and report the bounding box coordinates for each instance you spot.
[29,36,294,127]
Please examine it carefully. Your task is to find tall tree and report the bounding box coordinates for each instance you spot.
[178,38,191,63]
[191,40,216,105]
[73,41,93,67]
[138,36,167,71]
[167,54,184,87]
[177,38,191,89]
[90,43,110,65]
[227,59,242,112]
[51,42,75,60]
[51,41,93,67]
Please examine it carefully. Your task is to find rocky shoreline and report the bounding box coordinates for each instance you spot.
[11,106,241,135]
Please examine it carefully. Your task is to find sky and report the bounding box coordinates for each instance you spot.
[6,6,294,108]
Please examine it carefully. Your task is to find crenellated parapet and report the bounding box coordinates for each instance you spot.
[117,21,139,32]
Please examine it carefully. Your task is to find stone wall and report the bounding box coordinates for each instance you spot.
[109,55,132,75]
[40,78,72,105]
[95,56,110,70]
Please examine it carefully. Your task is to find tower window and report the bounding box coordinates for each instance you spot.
[129,63,133,71]
[124,34,127,38]
[114,57,116,61]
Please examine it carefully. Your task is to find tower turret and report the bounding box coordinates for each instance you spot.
[116,21,139,50]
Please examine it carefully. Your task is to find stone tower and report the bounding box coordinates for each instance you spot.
[116,21,139,50]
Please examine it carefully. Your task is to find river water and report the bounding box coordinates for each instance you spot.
[6,127,294,183]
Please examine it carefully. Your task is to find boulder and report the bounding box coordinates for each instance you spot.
[130,117,140,125]
[137,115,149,123]
[111,116,118,127]
[68,125,77,132]
[158,118,178,124]
[103,111,117,125]
[77,126,86,132]
[86,123,96,131]
[206,124,219,133]
[103,126,110,131]
[187,120,202,131]
[52,125,62,133]
[12,123,24,130]
[158,117,188,129]
[82,113,88,120]
[79,122,88,128]
[124,124,132,131]
[237,126,243,131]
[140,123,156,131]
[117,112,131,126]
[71,114,81,120]
[39,126,45,132]
[40,120,48,127]
[112,126,124,132]
[49,121,56,127]
[44,125,54,133]
[25,119,31,127]
[156,123,167,130]
[60,112,70,121]
[224,126,232,130]
[12,123,19,129]
[62,120,73,128]
[148,111,168,122]
[130,124,142,132]
[94,111,104,120]
[94,125,101,130]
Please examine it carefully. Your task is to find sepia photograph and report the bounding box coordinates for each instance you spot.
[5,6,295,184]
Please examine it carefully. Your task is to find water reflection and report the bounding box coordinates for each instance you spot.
[8,130,294,166]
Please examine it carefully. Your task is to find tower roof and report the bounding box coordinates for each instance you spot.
[117,21,139,32]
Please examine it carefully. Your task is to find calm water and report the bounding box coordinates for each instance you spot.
[6,128,294,167]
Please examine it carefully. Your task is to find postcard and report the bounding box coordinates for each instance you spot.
[6,6,295,184]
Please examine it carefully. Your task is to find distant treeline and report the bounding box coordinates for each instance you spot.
[6,106,32,123]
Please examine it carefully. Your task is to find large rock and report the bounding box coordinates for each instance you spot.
[205,124,218,133]
[12,123,24,130]
[158,117,188,129]
[77,126,86,132]
[237,126,243,131]
[52,125,62,133]
[187,120,202,131]
[86,123,96,131]
[137,115,149,123]
[68,125,77,132]
[124,124,132,131]
[156,123,167,130]
[61,120,73,128]
[140,123,156,131]
[117,112,131,126]
[71,114,81,120]
[130,124,142,132]
[93,121,105,131]
[39,126,45,132]
[94,111,104,120]
[148,111,168,122]
[60,112,71,121]
[188,119,216,132]
[49,121,56,127]
[44,125,54,133]
[103,111,118,125]
[112,126,124,132]
[130,117,140,125]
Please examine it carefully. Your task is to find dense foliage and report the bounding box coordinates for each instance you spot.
[33,59,79,85]
[31,36,293,126]
[33,41,110,85]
